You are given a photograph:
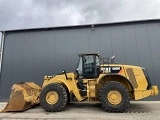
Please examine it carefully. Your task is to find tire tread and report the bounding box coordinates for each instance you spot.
[40,83,68,112]
[99,81,130,113]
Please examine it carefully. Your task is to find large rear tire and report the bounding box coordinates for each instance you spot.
[99,81,130,112]
[40,83,68,112]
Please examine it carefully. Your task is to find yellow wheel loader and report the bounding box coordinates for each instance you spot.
[2,53,159,113]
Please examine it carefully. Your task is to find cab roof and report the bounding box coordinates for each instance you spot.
[78,52,100,56]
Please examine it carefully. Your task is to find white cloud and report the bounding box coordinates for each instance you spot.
[0,0,160,31]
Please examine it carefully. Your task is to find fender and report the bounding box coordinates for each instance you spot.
[42,76,83,101]
[97,74,134,91]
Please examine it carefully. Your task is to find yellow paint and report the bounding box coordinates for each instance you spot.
[123,65,148,90]
[107,90,122,105]
[87,80,97,100]
[134,85,159,100]
[97,64,159,100]
[46,91,58,104]
[2,82,41,112]
[42,72,83,101]
[42,64,159,102]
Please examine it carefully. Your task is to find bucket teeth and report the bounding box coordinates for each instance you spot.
[2,82,41,112]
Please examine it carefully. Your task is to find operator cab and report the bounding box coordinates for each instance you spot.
[76,53,100,78]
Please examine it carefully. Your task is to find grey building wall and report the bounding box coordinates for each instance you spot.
[0,20,160,101]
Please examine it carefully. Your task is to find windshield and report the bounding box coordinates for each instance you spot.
[84,55,94,67]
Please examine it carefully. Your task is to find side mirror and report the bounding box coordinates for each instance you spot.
[76,69,79,78]
[62,70,66,74]
[76,69,79,74]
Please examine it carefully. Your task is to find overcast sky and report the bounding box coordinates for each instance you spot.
[0,0,160,32]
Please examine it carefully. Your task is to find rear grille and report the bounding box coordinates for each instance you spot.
[126,68,138,89]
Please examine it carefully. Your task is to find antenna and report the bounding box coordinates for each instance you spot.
[111,55,115,63]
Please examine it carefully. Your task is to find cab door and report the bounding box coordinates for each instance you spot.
[83,55,100,78]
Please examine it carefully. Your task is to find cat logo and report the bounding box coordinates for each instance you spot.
[101,66,121,73]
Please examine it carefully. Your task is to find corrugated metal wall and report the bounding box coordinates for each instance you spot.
[0,21,160,101]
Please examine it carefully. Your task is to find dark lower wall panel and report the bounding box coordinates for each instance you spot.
[0,21,160,101]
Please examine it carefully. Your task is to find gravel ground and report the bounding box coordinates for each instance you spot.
[0,101,160,120]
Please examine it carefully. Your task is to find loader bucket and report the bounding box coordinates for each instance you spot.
[2,82,41,112]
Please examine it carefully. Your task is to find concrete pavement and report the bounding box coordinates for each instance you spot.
[0,101,160,120]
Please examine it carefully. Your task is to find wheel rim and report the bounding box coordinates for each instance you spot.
[46,91,59,104]
[107,90,122,105]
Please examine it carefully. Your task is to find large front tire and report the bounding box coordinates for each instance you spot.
[99,81,130,112]
[40,83,68,112]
